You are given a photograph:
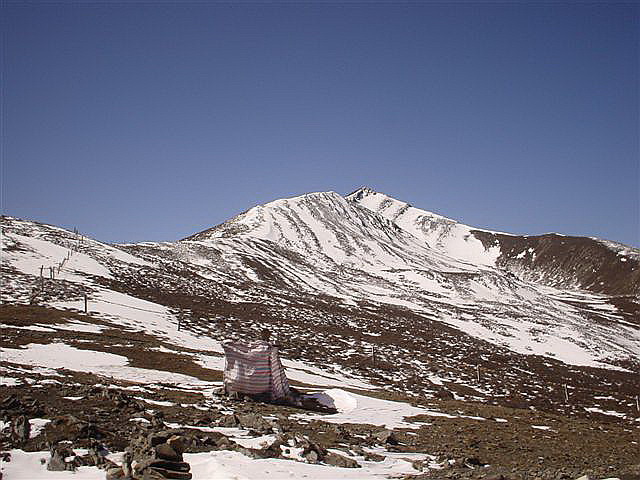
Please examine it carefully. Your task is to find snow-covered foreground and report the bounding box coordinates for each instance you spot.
[0,448,437,480]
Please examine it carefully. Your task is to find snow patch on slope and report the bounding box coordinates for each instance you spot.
[347,187,501,266]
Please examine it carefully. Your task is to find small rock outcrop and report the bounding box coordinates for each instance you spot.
[113,429,193,480]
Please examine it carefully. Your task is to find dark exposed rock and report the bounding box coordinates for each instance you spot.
[143,467,192,480]
[10,415,30,444]
[155,443,181,462]
[43,415,95,444]
[47,443,77,472]
[135,459,191,473]
[217,414,239,427]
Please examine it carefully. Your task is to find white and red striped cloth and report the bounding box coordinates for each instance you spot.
[222,340,291,401]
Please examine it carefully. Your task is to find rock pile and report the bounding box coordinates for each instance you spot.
[106,429,192,480]
[46,440,110,472]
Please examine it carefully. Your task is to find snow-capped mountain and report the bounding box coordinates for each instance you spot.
[2,188,639,418]
[3,190,639,480]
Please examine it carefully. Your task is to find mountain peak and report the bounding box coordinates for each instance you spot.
[345,186,380,201]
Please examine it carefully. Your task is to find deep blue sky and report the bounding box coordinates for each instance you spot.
[2,2,638,246]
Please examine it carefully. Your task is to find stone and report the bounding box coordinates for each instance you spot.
[217,414,239,427]
[11,415,30,444]
[147,430,184,448]
[122,450,133,478]
[167,435,185,456]
[324,452,361,468]
[375,430,398,445]
[47,444,77,472]
[364,452,385,462]
[1,395,20,410]
[105,466,126,480]
[155,443,181,462]
[434,388,455,400]
[43,415,92,444]
[144,467,192,480]
[304,450,319,463]
[137,459,191,473]
[238,414,271,433]
[142,468,167,480]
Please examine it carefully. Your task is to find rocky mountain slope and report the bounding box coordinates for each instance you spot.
[1,188,639,479]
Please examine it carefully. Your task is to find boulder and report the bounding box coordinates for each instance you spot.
[166,436,185,456]
[155,444,181,462]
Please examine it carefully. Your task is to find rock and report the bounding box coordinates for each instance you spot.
[147,430,184,448]
[141,469,166,480]
[374,430,398,445]
[43,415,93,444]
[155,443,181,462]
[10,415,30,444]
[135,458,191,474]
[105,466,126,480]
[122,450,133,478]
[434,388,455,400]
[1,395,20,410]
[238,414,271,433]
[150,412,166,429]
[217,414,239,427]
[304,450,319,463]
[324,451,361,468]
[464,456,484,467]
[144,467,192,479]
[47,444,77,472]
[364,452,385,462]
[166,436,185,456]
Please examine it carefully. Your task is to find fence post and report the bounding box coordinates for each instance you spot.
[564,384,569,403]
[476,365,480,383]
[84,294,88,314]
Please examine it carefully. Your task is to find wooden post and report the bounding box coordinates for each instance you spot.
[476,365,480,383]
[84,294,88,314]
[40,265,43,278]
[563,384,569,403]
[50,266,54,280]
[636,395,639,412]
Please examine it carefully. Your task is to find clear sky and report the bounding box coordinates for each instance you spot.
[2,2,638,246]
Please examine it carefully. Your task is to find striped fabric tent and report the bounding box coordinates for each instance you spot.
[222,340,292,402]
